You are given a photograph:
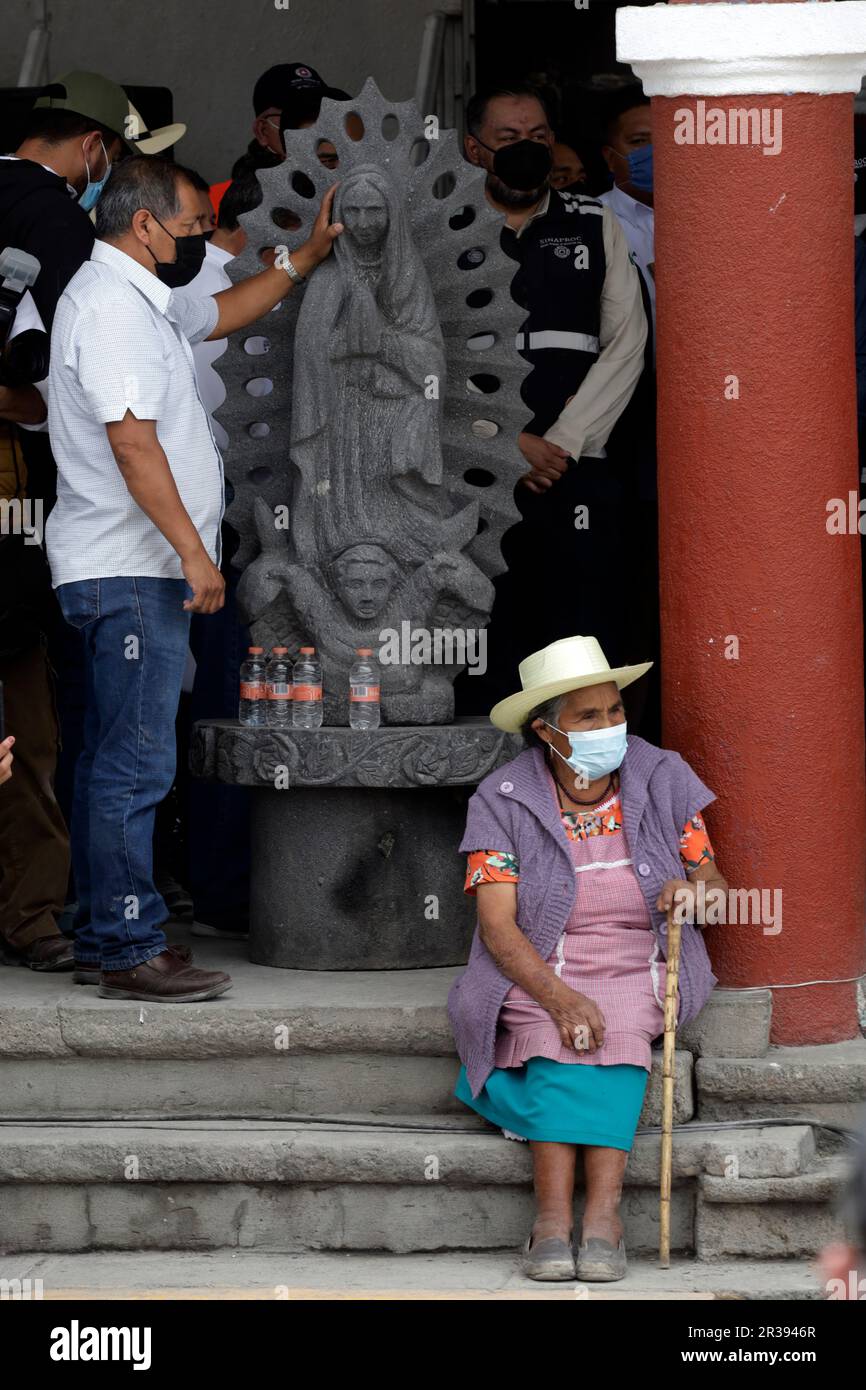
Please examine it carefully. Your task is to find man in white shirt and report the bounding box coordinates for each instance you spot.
[599,87,660,741]
[598,87,655,339]
[47,155,341,1002]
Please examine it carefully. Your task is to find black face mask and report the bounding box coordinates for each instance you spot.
[477,137,552,192]
[146,215,208,288]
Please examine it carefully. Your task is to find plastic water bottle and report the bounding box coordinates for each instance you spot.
[292,646,323,729]
[239,646,268,726]
[266,646,292,727]
[349,647,381,731]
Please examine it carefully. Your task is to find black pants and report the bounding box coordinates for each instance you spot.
[457,457,634,714]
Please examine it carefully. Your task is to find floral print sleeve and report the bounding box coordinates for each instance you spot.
[679,813,715,873]
[465,850,520,895]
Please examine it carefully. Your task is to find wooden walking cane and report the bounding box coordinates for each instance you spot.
[659,902,684,1268]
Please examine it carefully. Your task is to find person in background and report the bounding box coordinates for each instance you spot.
[598,86,660,742]
[176,175,263,939]
[550,139,587,192]
[818,1112,866,1298]
[599,85,654,339]
[211,62,349,215]
[274,62,351,171]
[458,84,646,711]
[0,75,185,958]
[46,157,342,1002]
[0,72,135,974]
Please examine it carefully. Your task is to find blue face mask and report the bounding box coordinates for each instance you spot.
[626,143,653,193]
[545,721,628,784]
[79,138,111,212]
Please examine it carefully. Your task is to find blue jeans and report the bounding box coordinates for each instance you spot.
[55,577,191,970]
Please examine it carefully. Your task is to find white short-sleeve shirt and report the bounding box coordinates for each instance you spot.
[45,239,224,587]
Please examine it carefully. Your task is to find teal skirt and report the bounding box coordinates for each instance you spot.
[455,1058,648,1150]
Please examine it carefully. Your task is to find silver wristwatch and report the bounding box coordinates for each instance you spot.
[282,255,305,284]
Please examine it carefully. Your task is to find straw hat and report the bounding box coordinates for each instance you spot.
[125,97,186,155]
[489,635,652,733]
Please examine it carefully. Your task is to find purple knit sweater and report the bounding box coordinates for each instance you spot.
[448,736,719,1097]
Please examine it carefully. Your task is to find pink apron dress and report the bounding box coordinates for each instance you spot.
[494,769,667,1073]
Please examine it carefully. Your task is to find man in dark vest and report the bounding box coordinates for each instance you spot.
[457,85,647,710]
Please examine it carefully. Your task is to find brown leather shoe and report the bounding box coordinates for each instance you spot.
[11,936,75,972]
[74,942,193,986]
[98,949,232,1002]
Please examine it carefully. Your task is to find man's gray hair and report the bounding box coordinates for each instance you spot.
[95,156,189,239]
[521,692,565,747]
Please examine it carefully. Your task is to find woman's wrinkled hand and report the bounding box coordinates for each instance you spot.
[549,984,606,1053]
[657,878,696,921]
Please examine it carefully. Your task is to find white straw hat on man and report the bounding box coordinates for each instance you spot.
[490,636,653,733]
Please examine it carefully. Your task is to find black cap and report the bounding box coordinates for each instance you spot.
[253,62,348,118]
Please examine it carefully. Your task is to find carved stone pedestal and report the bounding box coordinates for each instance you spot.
[190,719,522,970]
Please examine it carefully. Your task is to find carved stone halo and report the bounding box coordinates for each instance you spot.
[213,78,530,585]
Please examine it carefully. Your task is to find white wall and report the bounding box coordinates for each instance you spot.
[3,0,441,181]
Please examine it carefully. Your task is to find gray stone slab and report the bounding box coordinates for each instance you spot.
[0,1248,826,1299]
[0,1003,72,1059]
[699,1156,850,1205]
[699,1098,866,1130]
[696,1200,844,1261]
[627,1127,815,1184]
[678,989,772,1059]
[642,1048,693,1126]
[0,1047,693,1125]
[0,1120,688,1188]
[699,1126,815,1179]
[697,1040,866,1102]
[697,1042,866,1129]
[0,1056,469,1121]
[0,1181,693,1256]
[0,949,463,1059]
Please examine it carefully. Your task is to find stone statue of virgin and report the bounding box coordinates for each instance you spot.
[289,164,475,564]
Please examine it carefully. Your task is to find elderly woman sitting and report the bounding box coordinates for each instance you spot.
[448,635,727,1282]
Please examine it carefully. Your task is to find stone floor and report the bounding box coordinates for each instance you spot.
[0,1249,826,1300]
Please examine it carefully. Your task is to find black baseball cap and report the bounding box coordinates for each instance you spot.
[253,62,348,120]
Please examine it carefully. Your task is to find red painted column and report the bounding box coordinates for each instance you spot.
[624,1,866,1042]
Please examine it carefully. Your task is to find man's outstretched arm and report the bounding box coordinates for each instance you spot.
[206,183,343,339]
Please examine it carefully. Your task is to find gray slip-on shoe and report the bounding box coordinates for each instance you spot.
[576,1235,627,1282]
[521,1233,577,1282]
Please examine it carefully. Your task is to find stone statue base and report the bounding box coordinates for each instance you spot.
[191,719,523,970]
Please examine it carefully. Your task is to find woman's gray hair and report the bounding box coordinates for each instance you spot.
[520,692,565,747]
[95,156,188,240]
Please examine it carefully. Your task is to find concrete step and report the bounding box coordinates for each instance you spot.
[695,1155,850,1261]
[0,941,694,1125]
[0,1248,827,1300]
[0,1051,695,1125]
[0,1118,828,1256]
[697,1041,866,1129]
